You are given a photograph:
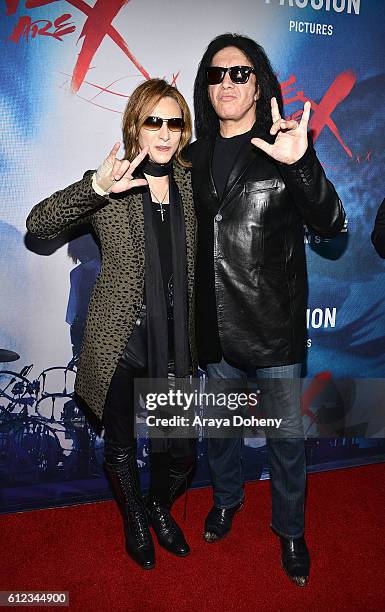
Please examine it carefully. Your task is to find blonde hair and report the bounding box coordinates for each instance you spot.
[122,79,192,168]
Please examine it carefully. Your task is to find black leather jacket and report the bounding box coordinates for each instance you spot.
[190,128,345,367]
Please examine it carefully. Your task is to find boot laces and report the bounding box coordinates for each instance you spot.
[128,505,152,545]
[154,505,177,534]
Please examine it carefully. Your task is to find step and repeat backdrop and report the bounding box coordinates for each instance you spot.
[1,0,384,513]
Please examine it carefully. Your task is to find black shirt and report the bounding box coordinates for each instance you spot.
[212,130,252,200]
[196,129,253,366]
[151,200,174,357]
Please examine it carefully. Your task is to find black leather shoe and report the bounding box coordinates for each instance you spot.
[203,501,243,542]
[280,536,310,587]
[147,499,190,557]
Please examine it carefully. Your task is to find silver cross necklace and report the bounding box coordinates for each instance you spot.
[150,187,169,222]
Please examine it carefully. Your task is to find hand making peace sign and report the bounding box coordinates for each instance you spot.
[94,143,149,194]
[251,98,311,165]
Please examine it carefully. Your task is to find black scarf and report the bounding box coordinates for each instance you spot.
[140,160,191,454]
[140,159,190,374]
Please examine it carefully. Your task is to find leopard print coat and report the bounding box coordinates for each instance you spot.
[26,163,197,422]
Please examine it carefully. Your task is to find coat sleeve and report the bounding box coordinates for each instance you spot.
[26,171,109,239]
[277,139,345,237]
[371,198,385,258]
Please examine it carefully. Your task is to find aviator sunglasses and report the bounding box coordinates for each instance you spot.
[207,65,256,85]
[142,116,184,132]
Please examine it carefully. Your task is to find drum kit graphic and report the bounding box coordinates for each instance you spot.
[0,348,106,486]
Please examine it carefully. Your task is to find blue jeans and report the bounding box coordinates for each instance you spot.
[205,358,306,538]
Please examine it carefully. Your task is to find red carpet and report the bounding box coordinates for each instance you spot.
[1,464,385,612]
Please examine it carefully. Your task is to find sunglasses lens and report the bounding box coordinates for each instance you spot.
[207,67,225,85]
[142,116,163,130]
[229,67,251,84]
[168,118,184,132]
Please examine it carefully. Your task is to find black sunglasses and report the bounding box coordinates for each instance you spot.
[142,116,184,132]
[207,65,256,85]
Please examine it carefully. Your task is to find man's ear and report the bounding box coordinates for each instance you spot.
[254,85,261,102]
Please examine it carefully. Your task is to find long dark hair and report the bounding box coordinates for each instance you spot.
[194,33,283,139]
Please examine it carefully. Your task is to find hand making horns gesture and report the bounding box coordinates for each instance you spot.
[94,143,149,194]
[251,98,311,165]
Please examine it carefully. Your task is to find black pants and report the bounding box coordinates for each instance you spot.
[102,315,195,503]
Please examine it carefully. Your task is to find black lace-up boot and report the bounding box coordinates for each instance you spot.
[104,443,155,569]
[147,452,194,557]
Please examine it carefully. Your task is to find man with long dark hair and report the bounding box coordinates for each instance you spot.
[190,33,345,586]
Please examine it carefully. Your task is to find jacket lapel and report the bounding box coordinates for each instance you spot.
[208,140,219,202]
[125,190,145,238]
[173,163,196,300]
[113,189,145,269]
